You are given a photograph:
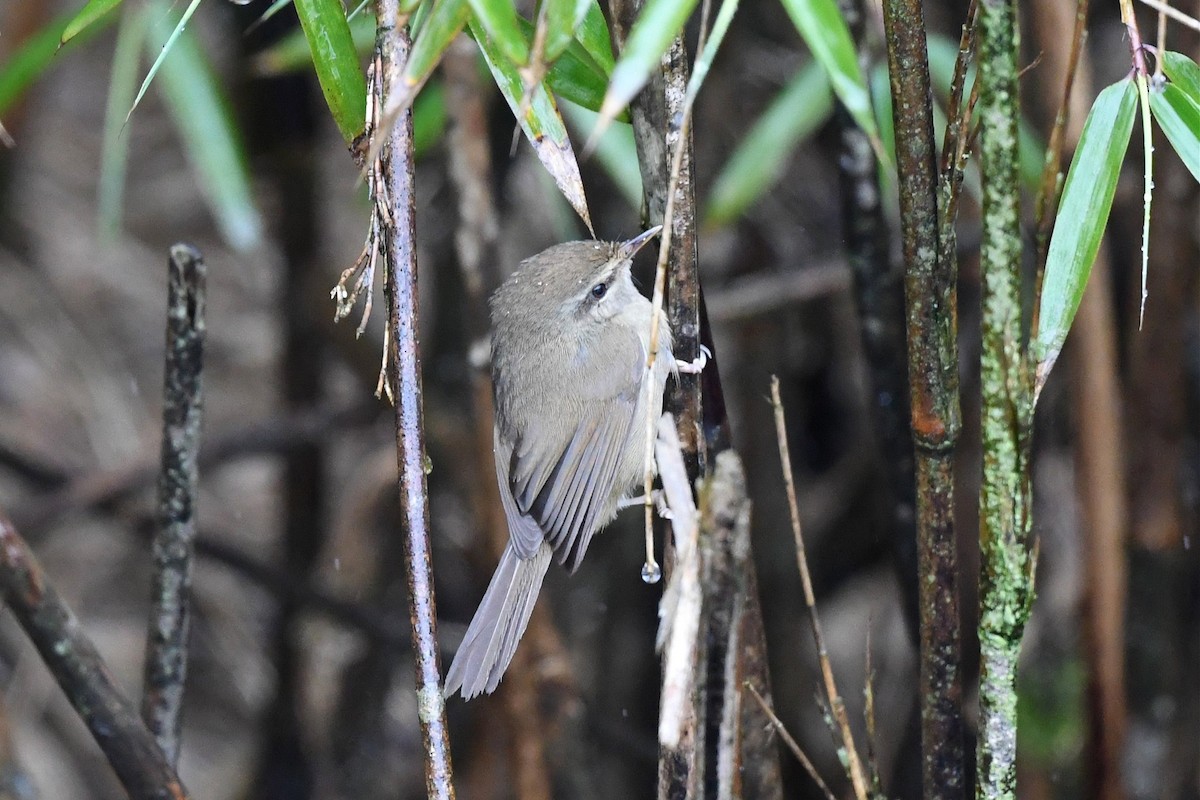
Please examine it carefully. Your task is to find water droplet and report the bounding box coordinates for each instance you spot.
[423,455,433,474]
[641,561,662,584]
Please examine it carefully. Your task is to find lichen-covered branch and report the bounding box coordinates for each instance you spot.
[879,0,965,795]
[376,6,456,797]
[0,509,190,800]
[976,0,1034,795]
[141,243,207,768]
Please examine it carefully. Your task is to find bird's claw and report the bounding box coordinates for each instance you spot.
[676,345,711,375]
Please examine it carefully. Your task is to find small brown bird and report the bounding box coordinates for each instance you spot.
[444,227,697,699]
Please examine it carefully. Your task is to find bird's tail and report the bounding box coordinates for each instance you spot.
[444,542,552,699]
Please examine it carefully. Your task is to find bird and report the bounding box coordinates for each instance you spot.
[444,226,701,699]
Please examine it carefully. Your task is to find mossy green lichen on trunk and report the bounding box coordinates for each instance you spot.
[976,0,1035,796]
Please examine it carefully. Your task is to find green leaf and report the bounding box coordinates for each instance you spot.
[245,0,294,35]
[869,62,895,165]
[293,0,368,142]
[129,0,204,122]
[683,0,738,109]
[543,0,591,63]
[596,0,700,128]
[251,11,375,74]
[511,16,612,113]
[471,17,593,232]
[151,10,263,250]
[705,61,833,226]
[575,1,614,75]
[562,99,641,208]
[466,0,529,64]
[412,81,447,158]
[1161,51,1200,105]
[779,0,881,161]
[1034,80,1136,395]
[62,0,124,45]
[1150,82,1200,182]
[0,7,115,116]
[98,6,148,239]
[403,0,471,101]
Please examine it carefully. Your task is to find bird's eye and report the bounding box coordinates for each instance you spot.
[590,282,608,299]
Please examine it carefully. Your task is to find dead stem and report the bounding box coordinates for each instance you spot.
[770,376,869,800]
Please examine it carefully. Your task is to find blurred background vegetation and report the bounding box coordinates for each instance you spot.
[0,0,1196,798]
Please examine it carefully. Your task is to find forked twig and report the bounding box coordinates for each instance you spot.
[745,683,836,800]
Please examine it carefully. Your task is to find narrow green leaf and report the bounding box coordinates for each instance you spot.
[403,0,471,100]
[98,6,148,239]
[683,0,738,108]
[596,0,699,128]
[471,18,593,232]
[562,100,641,208]
[151,11,263,250]
[245,0,294,35]
[705,61,833,226]
[62,0,124,45]
[129,0,204,122]
[1034,80,1136,394]
[0,7,115,116]
[869,62,895,165]
[1150,83,1200,182]
[252,11,375,75]
[575,1,614,75]
[466,0,529,64]
[512,16,612,113]
[543,0,591,63]
[1162,51,1200,105]
[413,81,447,158]
[293,0,368,142]
[778,0,881,160]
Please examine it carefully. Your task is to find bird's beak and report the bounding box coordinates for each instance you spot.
[617,226,663,260]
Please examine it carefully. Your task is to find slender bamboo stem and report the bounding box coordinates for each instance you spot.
[141,244,207,768]
[376,6,455,797]
[976,0,1034,795]
[879,0,965,795]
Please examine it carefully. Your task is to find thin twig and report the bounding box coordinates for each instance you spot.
[745,683,836,800]
[1137,0,1200,31]
[770,377,869,800]
[141,244,207,768]
[376,6,456,797]
[0,508,191,800]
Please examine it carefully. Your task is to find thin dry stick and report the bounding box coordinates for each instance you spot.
[377,6,456,797]
[0,509,191,800]
[1138,0,1200,31]
[769,376,869,800]
[141,244,207,768]
[745,683,836,800]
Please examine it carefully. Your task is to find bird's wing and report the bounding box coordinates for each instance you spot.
[499,326,644,571]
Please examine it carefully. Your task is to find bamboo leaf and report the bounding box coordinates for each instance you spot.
[1150,82,1200,182]
[1161,51,1200,105]
[466,0,529,64]
[252,11,375,74]
[512,16,614,113]
[129,0,204,122]
[245,0,294,35]
[683,0,738,108]
[595,0,699,131]
[562,100,641,208]
[575,1,614,75]
[151,11,263,250]
[543,0,592,63]
[412,81,447,157]
[778,0,881,161]
[98,6,148,239]
[62,0,124,45]
[402,0,471,104]
[471,18,593,232]
[293,0,368,142]
[0,7,115,115]
[705,61,833,226]
[1034,80,1136,397]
